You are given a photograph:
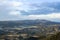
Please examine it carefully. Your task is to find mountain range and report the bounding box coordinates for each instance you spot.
[0,19,60,28]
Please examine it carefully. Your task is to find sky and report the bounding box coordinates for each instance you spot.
[0,0,60,22]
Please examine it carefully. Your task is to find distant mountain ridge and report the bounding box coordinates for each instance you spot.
[0,19,60,27]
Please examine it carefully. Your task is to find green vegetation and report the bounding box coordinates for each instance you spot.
[39,32,60,40]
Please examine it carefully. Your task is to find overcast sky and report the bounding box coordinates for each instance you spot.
[0,0,60,22]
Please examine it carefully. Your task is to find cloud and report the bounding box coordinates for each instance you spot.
[21,13,60,22]
[9,11,21,16]
[7,1,23,7]
[27,13,60,19]
[0,13,60,21]
[20,2,60,15]
[1,0,60,15]
[0,0,60,22]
